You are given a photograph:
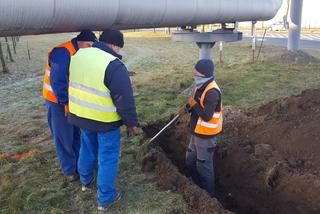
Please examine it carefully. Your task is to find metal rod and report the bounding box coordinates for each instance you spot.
[257,28,267,61]
[149,114,180,144]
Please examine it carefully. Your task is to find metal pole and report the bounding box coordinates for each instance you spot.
[219,41,223,63]
[251,21,257,62]
[288,0,303,51]
[257,29,267,61]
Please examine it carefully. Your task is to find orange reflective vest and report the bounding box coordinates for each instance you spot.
[42,41,76,103]
[194,81,223,136]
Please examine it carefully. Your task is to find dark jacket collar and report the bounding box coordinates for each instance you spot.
[92,41,123,60]
[71,38,79,51]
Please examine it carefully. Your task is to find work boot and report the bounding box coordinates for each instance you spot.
[97,192,122,211]
[81,178,94,192]
[65,173,79,182]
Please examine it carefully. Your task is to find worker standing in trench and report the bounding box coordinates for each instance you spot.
[68,29,138,211]
[42,30,97,182]
[184,59,223,197]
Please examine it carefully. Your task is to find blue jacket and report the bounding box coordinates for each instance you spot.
[68,42,138,132]
[48,38,79,105]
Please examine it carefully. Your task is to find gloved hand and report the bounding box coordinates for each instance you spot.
[179,104,192,115]
[185,104,192,112]
[179,107,187,115]
[187,98,197,108]
[64,104,69,117]
[127,126,137,137]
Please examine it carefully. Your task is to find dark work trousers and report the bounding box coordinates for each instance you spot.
[46,101,81,176]
[186,134,216,197]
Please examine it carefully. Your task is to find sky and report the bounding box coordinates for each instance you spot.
[240,0,320,28]
[297,0,319,27]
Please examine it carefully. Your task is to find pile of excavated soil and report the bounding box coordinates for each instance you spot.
[142,89,320,214]
[217,89,320,214]
[271,50,320,64]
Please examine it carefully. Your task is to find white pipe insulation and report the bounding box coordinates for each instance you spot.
[0,0,282,36]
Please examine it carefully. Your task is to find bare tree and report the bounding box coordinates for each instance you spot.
[0,40,9,73]
[11,37,17,54]
[5,37,14,62]
[27,41,31,60]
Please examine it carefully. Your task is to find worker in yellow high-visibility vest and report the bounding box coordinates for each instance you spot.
[68,29,138,211]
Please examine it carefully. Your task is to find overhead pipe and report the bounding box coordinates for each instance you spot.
[0,0,282,37]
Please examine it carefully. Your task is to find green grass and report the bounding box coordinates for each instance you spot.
[218,58,320,107]
[0,31,320,213]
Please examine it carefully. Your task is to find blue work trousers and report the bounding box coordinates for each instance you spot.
[78,128,121,206]
[46,101,80,176]
[186,134,216,197]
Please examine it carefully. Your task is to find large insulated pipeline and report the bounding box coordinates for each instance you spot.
[0,0,282,36]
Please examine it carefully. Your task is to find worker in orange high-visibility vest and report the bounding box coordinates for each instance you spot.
[184,59,223,197]
[43,30,97,182]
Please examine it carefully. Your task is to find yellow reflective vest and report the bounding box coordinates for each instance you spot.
[68,47,121,123]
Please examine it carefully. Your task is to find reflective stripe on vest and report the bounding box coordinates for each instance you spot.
[194,81,223,136]
[42,41,76,103]
[68,47,121,123]
[43,82,53,92]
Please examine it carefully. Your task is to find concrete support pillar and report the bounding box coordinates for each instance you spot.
[172,29,242,60]
[197,43,215,60]
[288,0,303,51]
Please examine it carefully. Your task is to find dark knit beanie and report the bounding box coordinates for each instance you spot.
[195,59,214,78]
[76,30,97,42]
[99,29,124,48]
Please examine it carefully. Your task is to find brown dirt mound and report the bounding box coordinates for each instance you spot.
[142,88,320,214]
[226,88,320,175]
[216,89,320,214]
[271,50,320,64]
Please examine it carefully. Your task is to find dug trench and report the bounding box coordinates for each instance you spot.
[141,88,320,214]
